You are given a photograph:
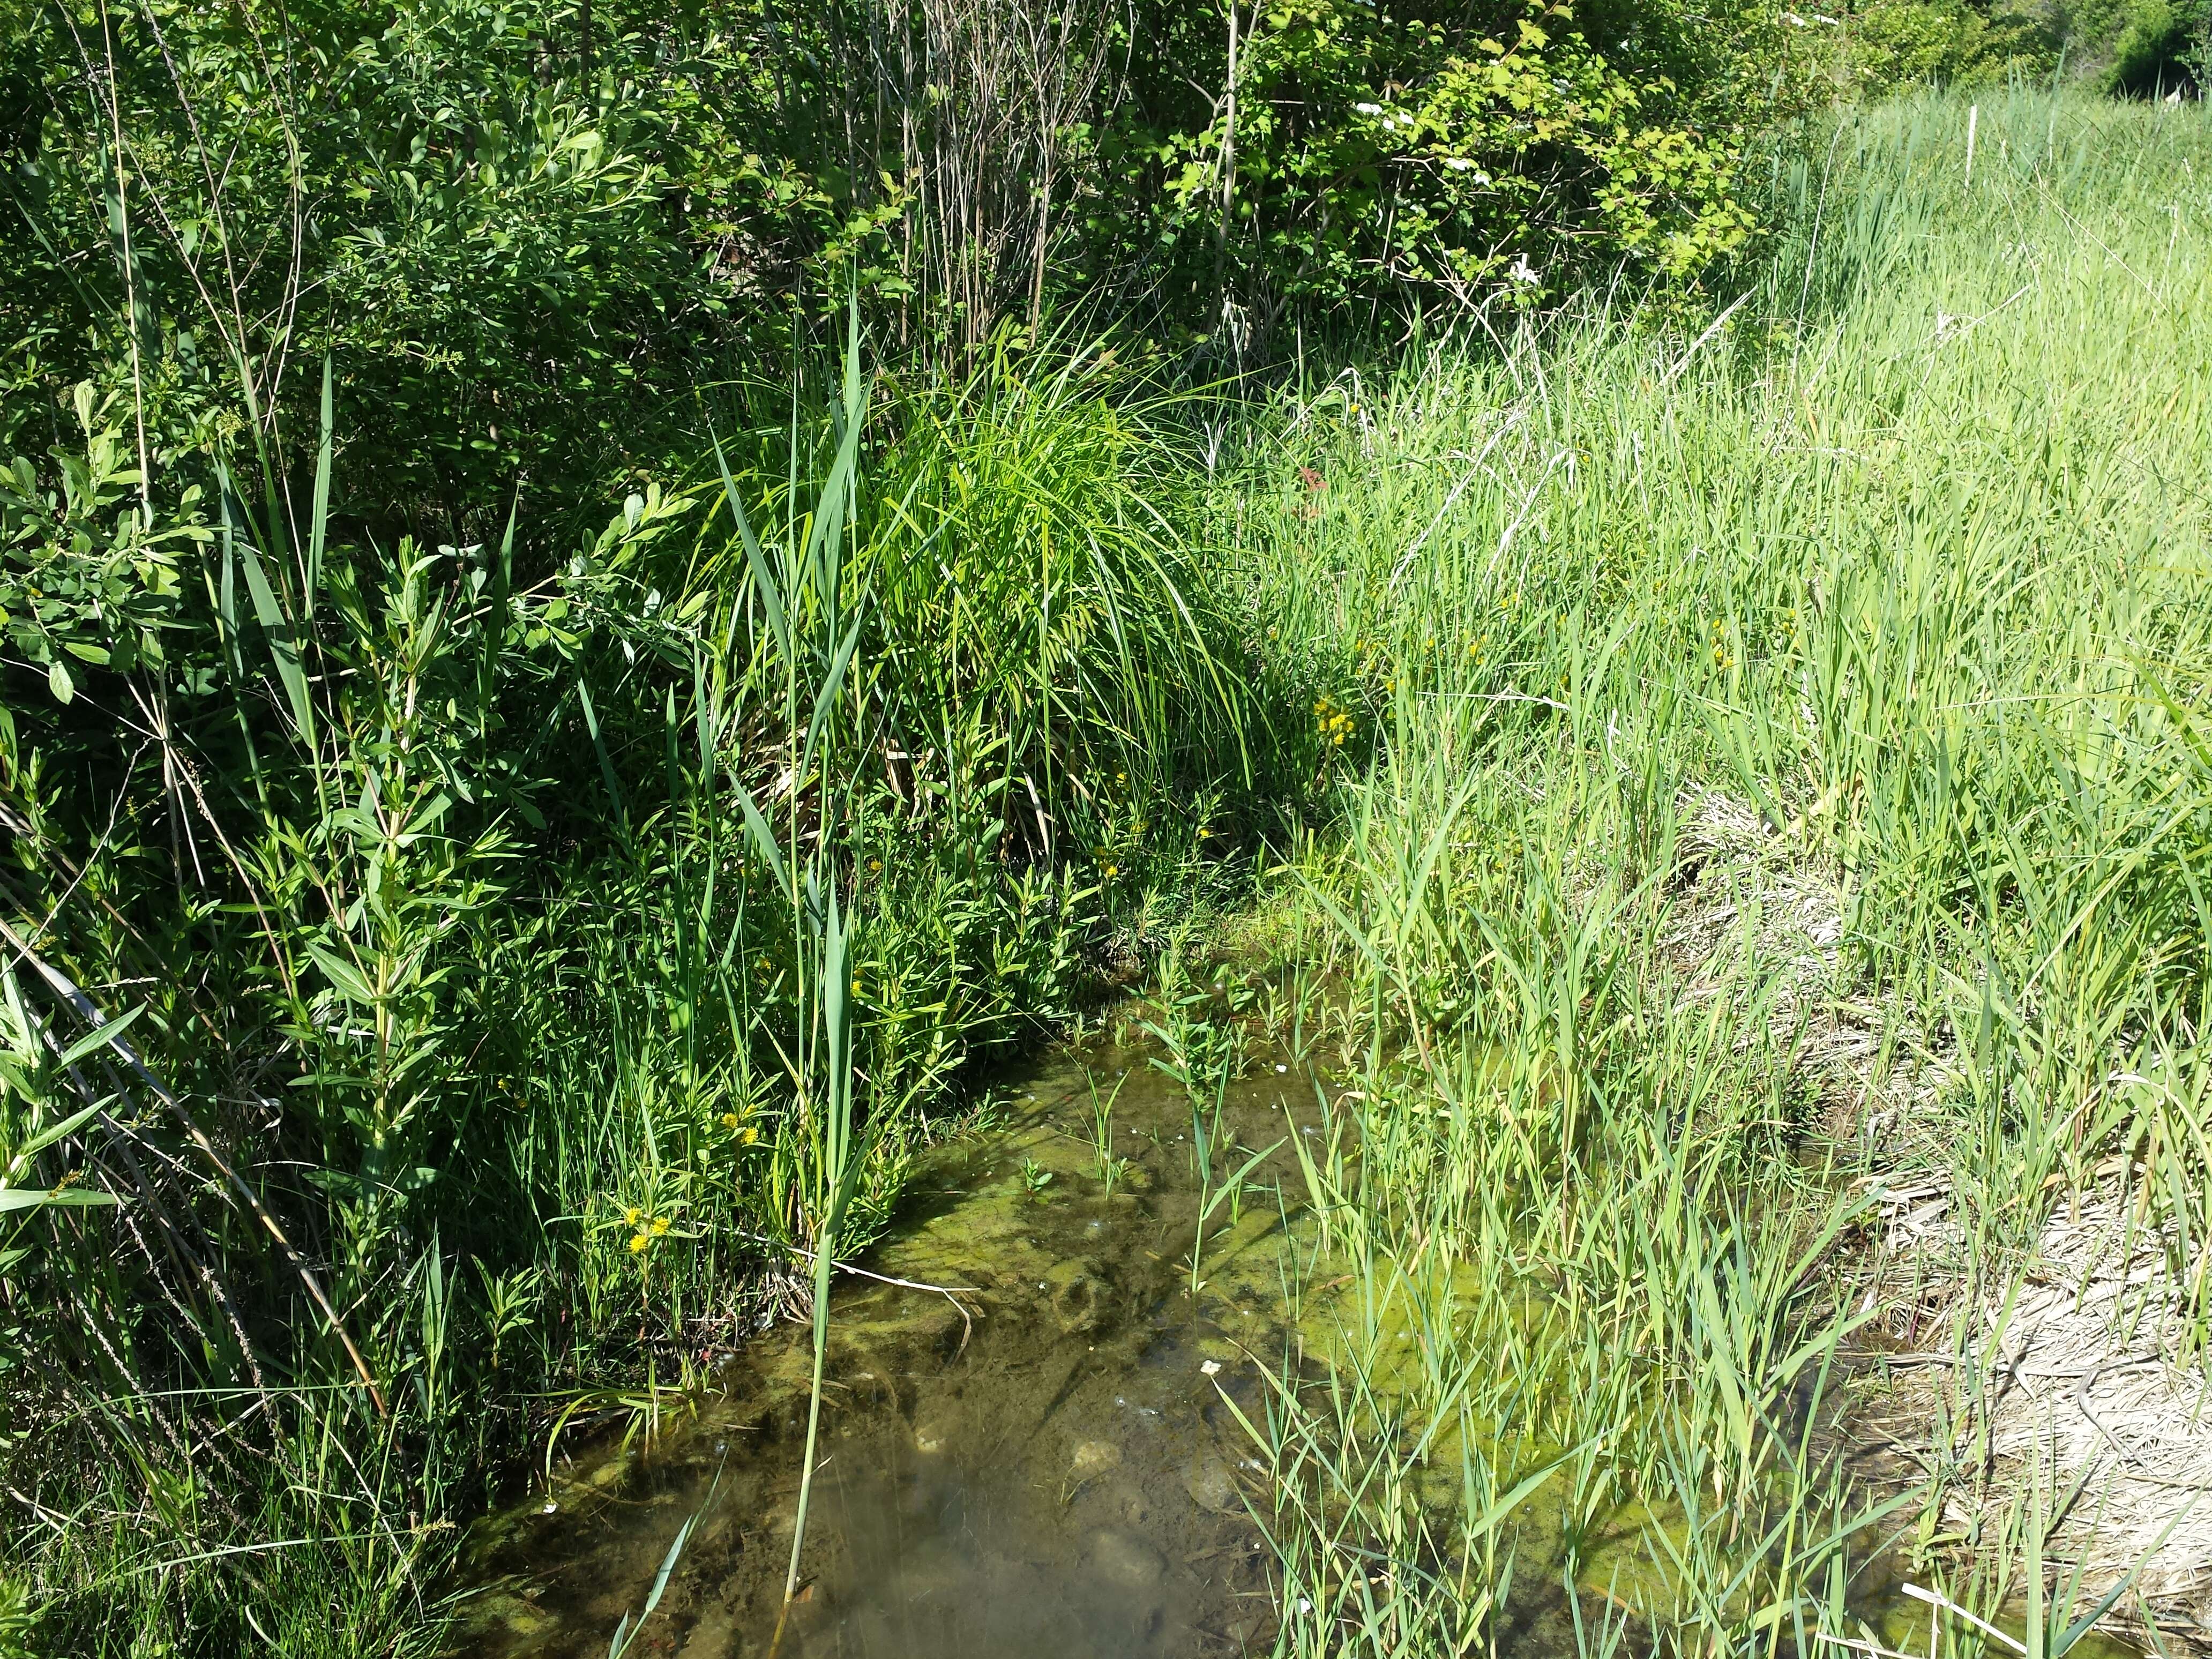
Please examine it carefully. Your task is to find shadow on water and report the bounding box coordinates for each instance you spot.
[455,1035,1327,1657]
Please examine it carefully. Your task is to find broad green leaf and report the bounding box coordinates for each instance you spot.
[13,1101,106,1162]
[0,1186,118,1212]
[50,1005,144,1074]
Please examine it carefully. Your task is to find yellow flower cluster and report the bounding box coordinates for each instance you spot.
[719,1112,760,1146]
[1314,696,1354,746]
[1705,616,1734,671]
[622,1205,674,1254]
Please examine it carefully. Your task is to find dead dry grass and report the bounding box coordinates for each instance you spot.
[1663,790,1943,1139]
[1666,791,2212,1650]
[1881,1189,2212,1649]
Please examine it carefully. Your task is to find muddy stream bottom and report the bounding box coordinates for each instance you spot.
[456,1039,1321,1657]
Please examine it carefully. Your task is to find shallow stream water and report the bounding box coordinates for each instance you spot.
[457,1036,1324,1657]
[452,1032,2147,1659]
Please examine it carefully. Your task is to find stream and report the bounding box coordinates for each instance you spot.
[455,1034,1322,1657]
[449,1030,2142,1659]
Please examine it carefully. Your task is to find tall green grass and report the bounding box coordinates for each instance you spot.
[1223,86,2212,1655]
[0,316,1261,1650]
[9,81,2210,1659]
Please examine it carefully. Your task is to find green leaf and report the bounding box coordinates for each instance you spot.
[730,776,788,895]
[47,657,72,704]
[221,465,316,742]
[711,434,787,660]
[801,609,868,776]
[0,1186,118,1212]
[307,941,378,1005]
[11,1102,106,1164]
[308,355,333,616]
[50,1005,144,1074]
[576,677,628,827]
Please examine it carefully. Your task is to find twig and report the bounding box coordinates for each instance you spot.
[730,1224,979,1352]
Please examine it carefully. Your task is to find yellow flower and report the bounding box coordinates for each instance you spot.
[651,1216,671,1237]
[868,857,883,872]
[629,1232,650,1253]
[720,1112,742,1130]
[1101,862,1119,878]
[739,1126,759,1146]
[624,1206,642,1228]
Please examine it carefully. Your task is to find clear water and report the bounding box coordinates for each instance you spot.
[456,1038,1318,1657]
[451,1034,2149,1659]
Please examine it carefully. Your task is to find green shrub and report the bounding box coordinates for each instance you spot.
[1839,1,2060,92]
[1093,0,1798,335]
[2,0,1801,521]
[2093,0,2212,91]
[0,0,894,548]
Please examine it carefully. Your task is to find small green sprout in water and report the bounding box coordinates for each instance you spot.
[1087,1069,1130,1193]
[1020,1156,1054,1197]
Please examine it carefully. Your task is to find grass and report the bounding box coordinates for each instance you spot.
[1207,84,2212,1656]
[0,309,1259,1650]
[7,83,2212,1658]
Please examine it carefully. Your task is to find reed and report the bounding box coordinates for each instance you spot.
[1222,86,2212,1658]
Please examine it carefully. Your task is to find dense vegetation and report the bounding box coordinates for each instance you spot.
[1243,88,2212,1652]
[3,0,2210,1652]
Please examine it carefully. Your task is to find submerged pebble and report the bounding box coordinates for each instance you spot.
[1072,1438,1123,1476]
[1086,1526,1165,1587]
[1183,1455,1237,1513]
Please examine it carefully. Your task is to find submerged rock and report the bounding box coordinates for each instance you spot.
[1071,1438,1123,1476]
[1182,1454,1237,1513]
[1086,1526,1165,1588]
[1045,1258,1104,1334]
